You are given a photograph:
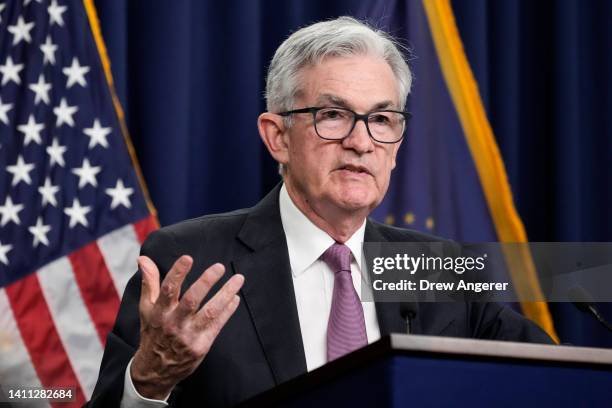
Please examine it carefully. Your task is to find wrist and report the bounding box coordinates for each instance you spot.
[130,350,175,400]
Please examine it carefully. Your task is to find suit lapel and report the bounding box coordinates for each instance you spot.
[233,185,307,385]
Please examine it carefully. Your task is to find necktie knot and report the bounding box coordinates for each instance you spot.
[321,243,352,274]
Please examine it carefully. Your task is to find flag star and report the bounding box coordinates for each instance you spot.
[7,16,35,45]
[0,241,12,266]
[0,57,24,85]
[62,58,90,88]
[28,217,52,247]
[40,35,58,65]
[46,137,67,167]
[0,196,24,227]
[0,4,5,25]
[28,74,52,105]
[17,114,45,146]
[38,177,60,207]
[53,98,78,127]
[6,155,35,186]
[71,158,101,188]
[83,119,111,149]
[0,97,13,125]
[48,0,67,26]
[105,179,134,209]
[63,198,91,228]
[24,0,43,5]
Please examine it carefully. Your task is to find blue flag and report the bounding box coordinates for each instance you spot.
[362,0,558,340]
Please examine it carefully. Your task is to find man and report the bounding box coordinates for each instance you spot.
[88,17,552,407]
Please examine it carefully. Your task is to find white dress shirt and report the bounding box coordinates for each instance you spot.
[120,184,381,406]
[279,184,381,371]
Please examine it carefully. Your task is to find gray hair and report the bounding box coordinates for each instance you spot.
[265,16,413,114]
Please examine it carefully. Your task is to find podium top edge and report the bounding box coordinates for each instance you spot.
[240,335,612,406]
[388,334,612,365]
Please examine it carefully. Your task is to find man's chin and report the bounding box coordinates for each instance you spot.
[330,192,377,213]
[319,180,382,213]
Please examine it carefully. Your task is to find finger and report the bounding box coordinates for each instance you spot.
[138,256,160,314]
[156,255,193,310]
[196,295,241,350]
[174,263,226,321]
[196,274,244,327]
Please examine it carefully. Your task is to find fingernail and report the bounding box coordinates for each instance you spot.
[179,255,192,267]
[211,263,225,277]
[137,258,147,276]
[232,274,245,289]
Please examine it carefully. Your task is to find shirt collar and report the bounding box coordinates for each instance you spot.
[279,183,366,277]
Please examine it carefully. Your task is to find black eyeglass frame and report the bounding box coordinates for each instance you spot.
[277,106,411,144]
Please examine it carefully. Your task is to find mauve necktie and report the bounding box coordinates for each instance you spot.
[322,243,367,361]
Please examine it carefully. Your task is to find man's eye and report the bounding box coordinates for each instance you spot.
[370,114,391,124]
[319,109,347,120]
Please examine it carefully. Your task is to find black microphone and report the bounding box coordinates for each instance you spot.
[400,302,417,334]
[568,286,612,333]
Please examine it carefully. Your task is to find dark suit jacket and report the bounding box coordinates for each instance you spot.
[88,184,553,407]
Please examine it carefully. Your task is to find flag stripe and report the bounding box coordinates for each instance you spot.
[69,242,120,345]
[5,274,86,406]
[133,215,159,244]
[0,290,50,408]
[37,257,105,400]
[97,224,142,295]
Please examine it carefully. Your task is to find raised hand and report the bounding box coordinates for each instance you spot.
[130,255,244,400]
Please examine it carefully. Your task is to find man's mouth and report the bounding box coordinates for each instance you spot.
[336,164,372,176]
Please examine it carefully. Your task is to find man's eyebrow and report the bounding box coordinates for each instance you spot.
[371,100,396,110]
[316,94,350,108]
[315,94,397,111]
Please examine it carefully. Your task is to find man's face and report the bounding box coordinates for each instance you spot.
[284,55,403,216]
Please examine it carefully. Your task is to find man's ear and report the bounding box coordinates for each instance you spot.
[390,138,403,170]
[258,112,289,166]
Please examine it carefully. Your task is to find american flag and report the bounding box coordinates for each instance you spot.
[0,0,157,405]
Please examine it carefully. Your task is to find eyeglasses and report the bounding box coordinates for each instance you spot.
[278,106,411,144]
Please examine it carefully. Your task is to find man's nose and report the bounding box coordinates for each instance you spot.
[342,119,374,154]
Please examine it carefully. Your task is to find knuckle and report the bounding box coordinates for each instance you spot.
[201,273,216,288]
[181,295,199,313]
[184,346,200,359]
[201,305,219,322]
[161,281,176,297]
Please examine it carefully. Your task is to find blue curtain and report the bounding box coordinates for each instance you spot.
[93,0,612,347]
[452,0,612,347]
